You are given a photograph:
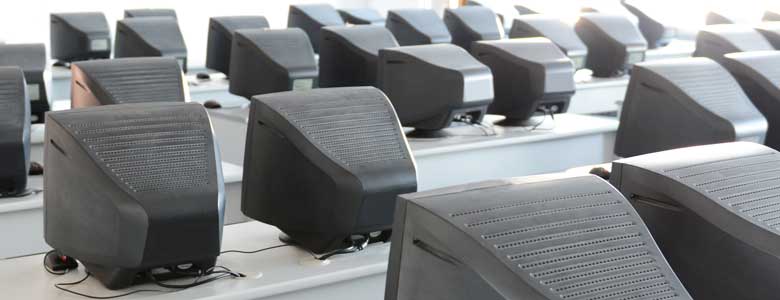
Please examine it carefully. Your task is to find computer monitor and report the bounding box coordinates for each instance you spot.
[443,6,504,51]
[242,87,417,254]
[228,28,317,99]
[472,38,574,126]
[610,142,780,299]
[338,8,385,26]
[706,11,736,25]
[693,25,773,64]
[206,16,269,76]
[722,51,780,150]
[287,4,345,53]
[0,43,49,123]
[71,57,188,108]
[386,173,691,300]
[0,67,30,197]
[50,12,111,63]
[620,0,676,49]
[509,15,588,69]
[377,44,493,135]
[123,8,177,19]
[319,25,399,87]
[755,22,780,50]
[615,57,767,158]
[44,102,224,290]
[515,5,539,15]
[765,10,780,22]
[115,17,188,72]
[575,13,648,77]
[386,9,452,46]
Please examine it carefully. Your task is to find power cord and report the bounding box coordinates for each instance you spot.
[55,273,171,299]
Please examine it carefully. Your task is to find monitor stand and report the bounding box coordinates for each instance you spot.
[406,129,451,139]
[495,115,547,127]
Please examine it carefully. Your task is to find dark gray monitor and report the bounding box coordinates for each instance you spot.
[706,11,735,25]
[71,57,187,108]
[50,12,111,63]
[228,28,317,99]
[0,67,30,197]
[693,24,773,64]
[515,5,539,15]
[615,57,767,157]
[755,22,780,50]
[386,9,452,46]
[319,25,399,87]
[124,8,177,19]
[44,102,224,290]
[509,15,588,69]
[472,38,574,125]
[575,13,648,77]
[206,16,270,75]
[443,6,504,51]
[610,142,780,299]
[620,0,676,49]
[0,43,49,123]
[115,17,188,72]
[287,4,345,53]
[338,8,385,26]
[377,44,493,134]
[242,87,417,254]
[387,174,692,300]
[765,11,780,22]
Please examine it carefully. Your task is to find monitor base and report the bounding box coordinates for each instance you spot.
[496,115,547,127]
[83,258,217,290]
[406,129,451,139]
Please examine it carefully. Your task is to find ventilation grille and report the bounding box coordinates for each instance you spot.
[732,55,780,87]
[273,90,407,167]
[89,63,183,104]
[0,81,23,127]
[449,186,684,300]
[69,112,211,193]
[663,152,780,230]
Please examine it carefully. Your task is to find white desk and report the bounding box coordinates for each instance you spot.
[0,221,388,300]
[570,75,629,115]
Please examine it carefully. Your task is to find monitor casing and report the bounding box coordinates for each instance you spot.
[386,9,453,46]
[755,22,780,50]
[694,24,774,64]
[510,15,588,69]
[115,17,188,72]
[50,12,111,62]
[0,67,30,197]
[319,25,399,88]
[123,9,177,19]
[706,11,735,25]
[287,4,345,53]
[206,16,270,75]
[443,6,504,51]
[620,1,676,49]
[514,5,539,15]
[765,11,780,22]
[0,43,49,123]
[338,8,385,26]
[575,13,648,77]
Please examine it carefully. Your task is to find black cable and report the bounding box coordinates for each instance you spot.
[54,273,170,299]
[220,244,292,255]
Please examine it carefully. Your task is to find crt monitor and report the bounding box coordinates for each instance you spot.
[693,24,773,64]
[44,102,224,290]
[755,22,780,50]
[706,11,737,25]
[515,5,539,15]
[0,43,49,123]
[615,57,767,158]
[287,4,345,53]
[50,12,111,63]
[472,38,575,126]
[610,142,780,299]
[338,8,385,26]
[115,17,188,72]
[509,15,588,70]
[319,25,399,88]
[242,87,417,254]
[386,9,453,46]
[0,67,30,197]
[71,57,188,108]
[443,6,504,51]
[575,13,648,77]
[228,28,317,99]
[722,51,780,150]
[206,16,269,76]
[386,174,691,300]
[766,10,780,22]
[620,0,676,49]
[377,44,494,135]
[124,8,177,19]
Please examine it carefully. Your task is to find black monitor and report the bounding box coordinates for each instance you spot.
[755,22,780,50]
[228,28,317,99]
[615,57,767,158]
[338,8,385,26]
[765,11,780,22]
[386,9,452,46]
[472,38,575,126]
[0,67,30,197]
[242,87,417,254]
[706,11,735,25]
[509,15,588,69]
[610,142,780,299]
[287,4,345,53]
[722,51,780,150]
[515,5,539,15]
[206,16,269,76]
[124,8,177,19]
[115,17,188,72]
[319,25,399,87]
[71,57,187,108]
[443,6,504,51]
[693,25,773,64]
[44,102,224,290]
[620,0,676,49]
[377,44,493,135]
[0,43,49,123]
[575,13,648,77]
[386,174,691,300]
[50,12,111,63]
